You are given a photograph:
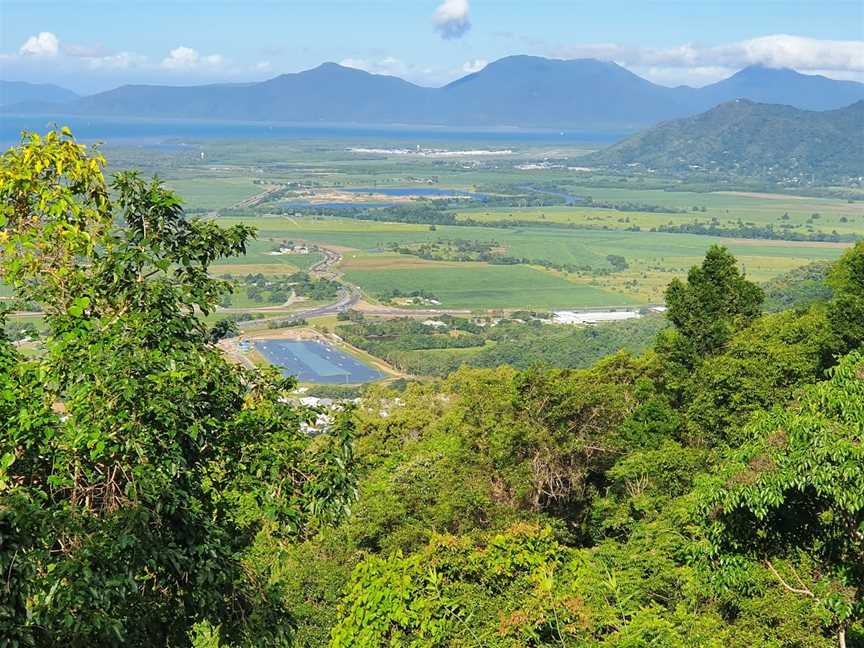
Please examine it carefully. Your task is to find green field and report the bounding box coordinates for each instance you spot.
[209,239,323,270]
[458,204,863,237]
[279,251,324,270]
[222,215,848,266]
[166,177,265,210]
[457,188,863,237]
[343,263,635,309]
[89,140,861,310]
[215,214,850,303]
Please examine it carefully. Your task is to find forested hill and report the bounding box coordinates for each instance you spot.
[582,98,864,180]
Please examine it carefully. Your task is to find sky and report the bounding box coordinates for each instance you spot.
[1,0,862,94]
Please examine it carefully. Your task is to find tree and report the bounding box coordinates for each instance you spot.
[683,307,833,446]
[826,241,864,355]
[700,351,864,647]
[0,130,356,646]
[659,245,764,390]
[209,317,240,342]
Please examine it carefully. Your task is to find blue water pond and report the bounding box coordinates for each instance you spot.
[255,339,382,384]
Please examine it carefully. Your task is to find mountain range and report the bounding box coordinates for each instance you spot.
[582,99,864,180]
[4,56,864,130]
[0,80,79,107]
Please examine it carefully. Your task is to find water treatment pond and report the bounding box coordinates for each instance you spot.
[255,339,383,384]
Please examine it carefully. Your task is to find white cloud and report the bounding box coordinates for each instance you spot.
[552,35,864,85]
[339,56,409,77]
[161,46,225,71]
[87,52,147,71]
[433,0,471,40]
[63,43,111,58]
[338,56,491,86]
[19,32,59,57]
[633,66,737,87]
[461,58,487,74]
[712,35,863,72]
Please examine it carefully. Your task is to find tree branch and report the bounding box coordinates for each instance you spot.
[764,560,814,598]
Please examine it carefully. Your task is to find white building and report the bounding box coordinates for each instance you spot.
[551,310,642,325]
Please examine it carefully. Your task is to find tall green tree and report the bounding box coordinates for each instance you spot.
[826,241,864,355]
[0,130,356,646]
[658,245,763,389]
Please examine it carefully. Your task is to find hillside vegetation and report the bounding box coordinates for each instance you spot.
[583,99,864,181]
[1,130,862,647]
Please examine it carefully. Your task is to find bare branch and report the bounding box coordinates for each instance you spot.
[764,560,814,598]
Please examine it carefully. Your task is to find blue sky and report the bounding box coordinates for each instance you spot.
[1,1,862,93]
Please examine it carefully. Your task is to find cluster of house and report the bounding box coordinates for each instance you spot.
[292,392,362,435]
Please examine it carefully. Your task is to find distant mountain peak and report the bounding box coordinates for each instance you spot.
[0,80,79,107]
[313,61,354,73]
[303,62,361,75]
[7,55,863,129]
[730,65,808,79]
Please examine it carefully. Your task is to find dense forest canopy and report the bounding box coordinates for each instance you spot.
[1,130,862,647]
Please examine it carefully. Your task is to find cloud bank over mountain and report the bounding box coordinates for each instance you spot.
[551,34,864,86]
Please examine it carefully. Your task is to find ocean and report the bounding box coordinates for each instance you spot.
[0,114,625,147]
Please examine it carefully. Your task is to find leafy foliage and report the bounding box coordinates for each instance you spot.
[321,242,862,645]
[2,129,861,647]
[658,245,764,395]
[827,241,864,356]
[338,314,666,378]
[761,261,833,312]
[0,130,356,646]
[701,352,864,646]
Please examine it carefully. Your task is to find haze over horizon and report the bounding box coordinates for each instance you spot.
[1,0,862,94]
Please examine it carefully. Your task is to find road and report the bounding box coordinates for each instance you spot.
[233,184,284,209]
[8,241,658,328]
[236,245,360,329]
[235,243,474,330]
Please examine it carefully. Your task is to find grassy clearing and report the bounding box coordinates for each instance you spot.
[209,239,311,269]
[277,252,324,271]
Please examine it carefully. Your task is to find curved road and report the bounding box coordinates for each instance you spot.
[8,243,417,327]
[236,245,360,329]
[234,243,470,330]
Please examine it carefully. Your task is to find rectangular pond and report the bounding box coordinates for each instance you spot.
[255,339,383,384]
